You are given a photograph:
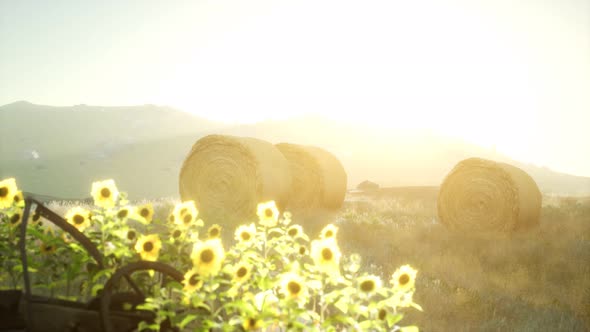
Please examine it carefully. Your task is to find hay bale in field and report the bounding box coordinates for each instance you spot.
[179,135,292,227]
[437,157,542,232]
[275,143,323,209]
[276,143,347,210]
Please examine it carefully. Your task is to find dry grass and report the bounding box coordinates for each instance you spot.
[337,193,590,331]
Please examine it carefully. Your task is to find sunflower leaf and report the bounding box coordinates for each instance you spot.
[334,298,349,314]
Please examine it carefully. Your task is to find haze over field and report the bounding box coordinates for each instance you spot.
[1,101,589,199]
[1,0,589,196]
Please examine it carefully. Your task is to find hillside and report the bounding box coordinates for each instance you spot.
[0,101,223,161]
[1,102,589,199]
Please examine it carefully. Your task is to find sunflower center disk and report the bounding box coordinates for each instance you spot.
[140,209,149,217]
[322,248,333,260]
[10,214,20,224]
[189,274,200,286]
[74,215,85,224]
[143,242,154,252]
[288,281,301,295]
[100,188,111,198]
[237,267,247,278]
[360,280,375,292]
[265,208,273,218]
[201,249,214,263]
[399,274,410,285]
[0,187,8,197]
[241,232,251,241]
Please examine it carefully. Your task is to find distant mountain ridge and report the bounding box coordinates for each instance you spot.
[1,101,589,199]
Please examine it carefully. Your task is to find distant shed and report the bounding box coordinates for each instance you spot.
[356,180,380,191]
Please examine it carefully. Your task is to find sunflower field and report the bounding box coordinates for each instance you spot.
[0,177,422,331]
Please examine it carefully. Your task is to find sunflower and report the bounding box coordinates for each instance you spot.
[234,223,256,244]
[310,238,342,276]
[91,179,119,209]
[29,210,43,226]
[279,272,308,305]
[8,210,23,227]
[282,211,293,225]
[65,207,92,232]
[134,234,162,262]
[233,262,253,284]
[173,201,199,229]
[40,242,57,255]
[390,264,417,292]
[0,178,18,209]
[13,191,25,208]
[61,232,74,244]
[43,225,57,237]
[167,213,175,224]
[170,227,186,242]
[397,291,421,310]
[256,201,279,227]
[207,224,222,239]
[320,224,338,239]
[357,275,382,296]
[115,207,131,220]
[344,253,362,274]
[182,269,203,293]
[286,224,304,239]
[298,245,308,256]
[378,307,388,321]
[190,238,225,277]
[242,317,264,331]
[135,203,154,224]
[125,229,138,243]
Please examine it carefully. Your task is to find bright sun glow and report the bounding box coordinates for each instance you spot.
[153,0,561,164]
[2,0,589,176]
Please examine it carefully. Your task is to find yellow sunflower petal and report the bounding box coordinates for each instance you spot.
[190,238,225,277]
[257,201,279,227]
[0,178,18,209]
[91,179,119,209]
[134,234,162,261]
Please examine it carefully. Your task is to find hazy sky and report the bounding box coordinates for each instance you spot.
[1,0,589,177]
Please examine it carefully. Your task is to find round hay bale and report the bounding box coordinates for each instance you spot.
[275,143,323,210]
[437,157,542,232]
[179,135,292,227]
[276,143,347,210]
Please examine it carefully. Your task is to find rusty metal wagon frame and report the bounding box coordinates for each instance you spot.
[1,196,185,332]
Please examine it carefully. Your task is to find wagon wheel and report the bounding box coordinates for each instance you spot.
[99,261,184,332]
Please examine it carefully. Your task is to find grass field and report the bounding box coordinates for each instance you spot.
[333,191,590,331]
[36,189,590,331]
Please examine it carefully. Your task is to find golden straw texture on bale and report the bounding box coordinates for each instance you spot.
[179,135,292,227]
[437,158,542,232]
[275,143,324,210]
[276,144,347,210]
